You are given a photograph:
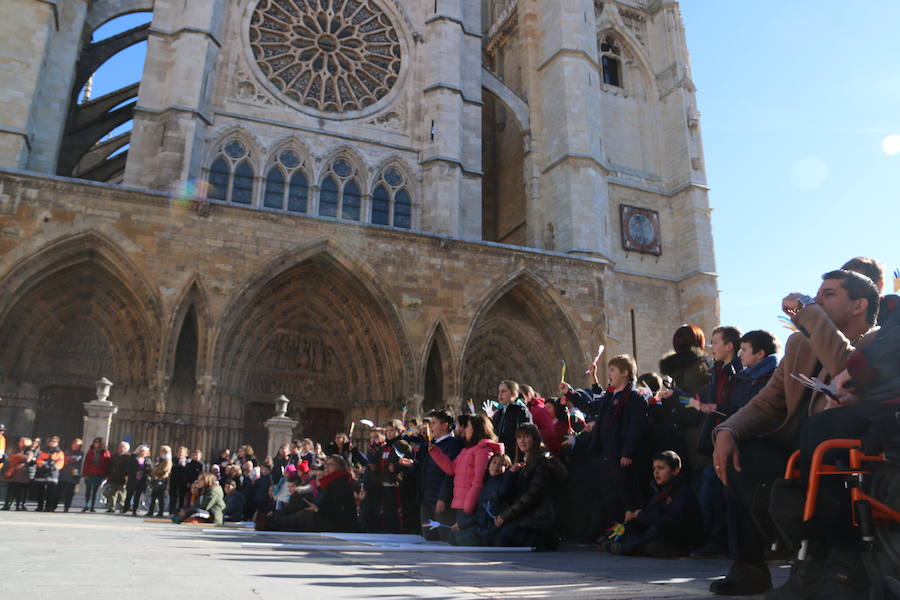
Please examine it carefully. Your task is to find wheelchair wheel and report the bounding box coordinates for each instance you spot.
[867,463,900,577]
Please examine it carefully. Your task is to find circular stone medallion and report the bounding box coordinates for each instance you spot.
[249,0,403,116]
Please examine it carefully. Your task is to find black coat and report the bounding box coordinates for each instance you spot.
[417,434,462,504]
[492,402,530,456]
[107,453,132,485]
[125,456,153,488]
[567,384,649,460]
[499,451,567,530]
[169,458,188,491]
[183,459,204,486]
[324,443,369,467]
[633,472,704,552]
[315,474,360,532]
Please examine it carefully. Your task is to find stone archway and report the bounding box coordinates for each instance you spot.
[214,248,409,444]
[461,272,584,403]
[0,235,159,439]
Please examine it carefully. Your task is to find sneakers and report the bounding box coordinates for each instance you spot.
[709,561,773,596]
[765,557,824,600]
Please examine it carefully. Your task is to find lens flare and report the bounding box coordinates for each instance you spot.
[882,135,900,156]
[790,157,828,190]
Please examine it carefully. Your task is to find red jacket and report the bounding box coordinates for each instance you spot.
[430,438,503,514]
[82,447,111,476]
[526,397,556,447]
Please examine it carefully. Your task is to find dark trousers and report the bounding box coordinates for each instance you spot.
[58,480,77,511]
[35,481,58,511]
[797,402,881,550]
[3,482,27,509]
[725,438,794,565]
[420,499,453,541]
[599,457,645,528]
[699,465,729,549]
[619,522,664,555]
[168,484,187,514]
[125,481,146,513]
[148,482,168,516]
[84,475,104,509]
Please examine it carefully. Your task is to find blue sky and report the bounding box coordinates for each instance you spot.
[89,5,899,349]
[680,1,900,346]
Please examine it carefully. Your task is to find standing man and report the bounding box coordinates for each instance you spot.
[418,410,462,541]
[105,441,131,512]
[709,270,880,596]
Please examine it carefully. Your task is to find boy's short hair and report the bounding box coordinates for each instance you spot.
[428,409,454,427]
[652,450,682,471]
[637,372,662,393]
[740,330,779,356]
[712,326,742,351]
[608,354,637,380]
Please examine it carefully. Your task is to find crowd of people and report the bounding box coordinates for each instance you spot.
[1,255,898,599]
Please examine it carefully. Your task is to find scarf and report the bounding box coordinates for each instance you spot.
[317,468,352,491]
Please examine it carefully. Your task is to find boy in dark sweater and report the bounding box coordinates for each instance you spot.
[609,450,704,558]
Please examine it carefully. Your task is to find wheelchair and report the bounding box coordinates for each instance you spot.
[769,412,900,599]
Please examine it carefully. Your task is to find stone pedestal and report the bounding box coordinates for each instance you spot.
[83,377,117,445]
[264,416,298,460]
[265,395,297,459]
[82,400,118,446]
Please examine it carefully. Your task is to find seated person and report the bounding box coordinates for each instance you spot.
[473,453,513,545]
[222,480,245,522]
[257,455,358,532]
[494,423,567,550]
[452,453,512,546]
[607,450,703,558]
[172,471,225,525]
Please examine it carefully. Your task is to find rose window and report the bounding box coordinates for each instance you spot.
[249,0,402,114]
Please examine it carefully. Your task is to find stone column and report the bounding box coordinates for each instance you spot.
[419,0,483,240]
[82,377,118,446]
[518,0,610,258]
[264,395,298,459]
[125,0,225,189]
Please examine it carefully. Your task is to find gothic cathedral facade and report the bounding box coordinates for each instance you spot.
[0,0,717,453]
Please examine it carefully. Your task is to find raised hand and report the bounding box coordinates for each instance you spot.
[481,399,495,418]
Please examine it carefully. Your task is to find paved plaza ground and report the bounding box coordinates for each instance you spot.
[0,508,788,600]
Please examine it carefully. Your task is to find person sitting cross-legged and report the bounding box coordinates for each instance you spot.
[607,450,704,558]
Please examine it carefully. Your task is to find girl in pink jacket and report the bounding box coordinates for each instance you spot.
[429,414,504,528]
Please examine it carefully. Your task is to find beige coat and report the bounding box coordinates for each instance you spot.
[151,458,172,482]
[716,304,878,443]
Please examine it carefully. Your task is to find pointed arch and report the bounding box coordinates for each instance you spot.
[460,269,585,402]
[211,238,414,408]
[161,276,212,384]
[596,26,659,99]
[0,231,161,389]
[421,320,457,412]
[316,145,370,191]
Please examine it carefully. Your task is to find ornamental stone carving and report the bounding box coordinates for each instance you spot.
[248,0,403,117]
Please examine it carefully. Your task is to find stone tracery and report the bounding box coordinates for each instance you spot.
[249,0,402,114]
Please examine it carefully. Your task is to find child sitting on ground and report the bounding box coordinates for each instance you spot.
[453,453,512,546]
[607,450,703,558]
